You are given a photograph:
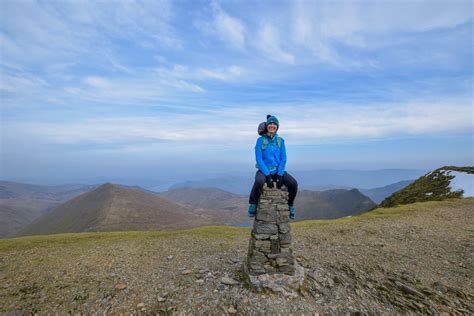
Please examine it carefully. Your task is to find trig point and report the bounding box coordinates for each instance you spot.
[243,184,305,297]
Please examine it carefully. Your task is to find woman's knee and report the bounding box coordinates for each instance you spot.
[288,179,298,190]
[283,173,297,187]
[255,172,266,187]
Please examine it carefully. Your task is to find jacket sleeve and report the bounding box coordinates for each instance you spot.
[277,138,287,176]
[255,137,270,176]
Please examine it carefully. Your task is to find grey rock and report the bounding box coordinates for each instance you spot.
[254,222,278,235]
[220,276,239,285]
[253,232,271,240]
[279,223,291,234]
[279,232,292,245]
[256,207,277,222]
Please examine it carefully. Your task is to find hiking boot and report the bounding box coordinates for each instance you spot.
[248,204,257,217]
[289,205,295,220]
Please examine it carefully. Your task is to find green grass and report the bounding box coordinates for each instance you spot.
[0,224,249,252]
[294,197,473,228]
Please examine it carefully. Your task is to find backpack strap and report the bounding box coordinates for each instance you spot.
[261,136,269,150]
[261,135,281,150]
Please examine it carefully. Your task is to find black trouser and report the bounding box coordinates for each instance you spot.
[249,171,298,206]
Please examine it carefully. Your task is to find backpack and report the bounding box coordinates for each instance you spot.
[257,121,267,135]
[258,114,273,135]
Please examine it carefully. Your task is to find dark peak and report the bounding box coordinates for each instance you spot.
[96,182,121,192]
[100,182,115,188]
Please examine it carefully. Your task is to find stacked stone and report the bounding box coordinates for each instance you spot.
[245,185,296,276]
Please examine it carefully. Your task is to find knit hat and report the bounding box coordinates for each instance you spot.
[266,115,279,130]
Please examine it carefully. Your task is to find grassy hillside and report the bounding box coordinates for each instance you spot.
[1,198,472,314]
[380,166,473,207]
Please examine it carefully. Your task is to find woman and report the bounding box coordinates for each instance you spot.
[248,115,298,220]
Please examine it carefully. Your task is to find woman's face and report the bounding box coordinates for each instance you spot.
[267,122,277,133]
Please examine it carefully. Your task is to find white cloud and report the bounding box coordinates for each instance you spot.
[155,64,245,82]
[278,98,473,144]
[291,0,473,53]
[5,97,471,149]
[229,66,242,76]
[215,10,246,49]
[64,87,81,94]
[84,76,113,89]
[0,73,47,94]
[81,74,204,101]
[0,0,180,67]
[256,23,295,64]
[196,65,244,81]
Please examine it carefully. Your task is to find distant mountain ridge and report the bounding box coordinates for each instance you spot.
[158,187,246,211]
[18,183,226,237]
[168,169,426,195]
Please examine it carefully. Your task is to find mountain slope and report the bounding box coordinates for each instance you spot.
[158,187,251,225]
[158,187,245,209]
[1,198,472,314]
[380,166,473,207]
[0,181,97,237]
[360,180,414,203]
[17,183,223,236]
[296,188,377,220]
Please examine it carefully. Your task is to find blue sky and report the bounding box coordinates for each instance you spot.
[1,0,473,184]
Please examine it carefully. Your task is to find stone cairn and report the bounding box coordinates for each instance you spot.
[243,184,304,296]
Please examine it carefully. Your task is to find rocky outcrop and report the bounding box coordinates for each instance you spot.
[243,185,304,296]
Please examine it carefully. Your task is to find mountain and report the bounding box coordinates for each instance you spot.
[360,180,414,203]
[17,183,230,237]
[380,166,473,207]
[0,181,97,237]
[168,176,254,195]
[301,184,353,191]
[158,187,244,208]
[168,169,427,195]
[295,188,377,220]
[157,187,251,225]
[0,181,97,201]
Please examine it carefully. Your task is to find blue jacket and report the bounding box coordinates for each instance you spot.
[255,133,287,176]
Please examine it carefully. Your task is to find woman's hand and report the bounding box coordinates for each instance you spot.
[266,175,274,188]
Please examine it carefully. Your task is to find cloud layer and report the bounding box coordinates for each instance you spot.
[1,0,472,181]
